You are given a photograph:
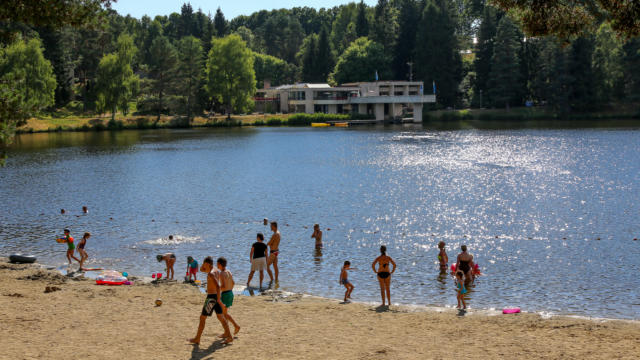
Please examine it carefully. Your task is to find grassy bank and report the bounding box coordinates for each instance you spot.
[423,106,640,122]
[16,113,374,134]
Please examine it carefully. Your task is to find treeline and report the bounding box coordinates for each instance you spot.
[2,0,640,121]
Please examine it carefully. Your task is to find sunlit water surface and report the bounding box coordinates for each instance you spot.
[1,125,639,319]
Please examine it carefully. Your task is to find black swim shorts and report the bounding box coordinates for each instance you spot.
[201,294,223,316]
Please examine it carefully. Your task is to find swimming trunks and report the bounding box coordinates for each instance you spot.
[78,241,85,250]
[377,271,390,279]
[221,290,234,308]
[270,249,279,257]
[202,294,223,316]
[459,260,470,273]
[170,253,176,259]
[341,278,350,286]
[188,267,197,276]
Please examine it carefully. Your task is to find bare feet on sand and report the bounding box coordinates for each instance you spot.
[188,338,200,344]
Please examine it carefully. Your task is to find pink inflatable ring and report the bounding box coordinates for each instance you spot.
[502,308,521,314]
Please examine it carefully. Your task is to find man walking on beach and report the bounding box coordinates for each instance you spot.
[267,221,281,283]
[247,233,269,289]
[189,257,232,345]
[217,257,240,336]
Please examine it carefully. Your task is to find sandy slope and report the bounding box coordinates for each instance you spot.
[0,260,638,360]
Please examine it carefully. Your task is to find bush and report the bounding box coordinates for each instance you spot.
[107,119,124,130]
[252,120,265,126]
[266,118,283,126]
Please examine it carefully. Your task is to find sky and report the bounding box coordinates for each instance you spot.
[111,0,376,19]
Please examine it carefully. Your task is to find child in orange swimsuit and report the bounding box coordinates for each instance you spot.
[62,229,80,266]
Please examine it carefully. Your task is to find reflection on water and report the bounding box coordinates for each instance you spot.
[1,124,640,319]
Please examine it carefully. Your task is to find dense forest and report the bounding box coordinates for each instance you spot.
[1,0,640,126]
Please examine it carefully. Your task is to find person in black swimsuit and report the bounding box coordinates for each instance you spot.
[371,245,397,306]
[456,245,474,283]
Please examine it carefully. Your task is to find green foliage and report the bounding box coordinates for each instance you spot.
[392,0,420,79]
[488,16,523,108]
[592,24,624,103]
[252,52,297,88]
[144,36,179,121]
[371,0,399,51]
[355,1,369,38]
[206,35,256,117]
[473,6,501,107]
[95,34,139,121]
[330,37,390,85]
[0,0,113,30]
[330,3,358,55]
[177,36,204,121]
[213,7,228,37]
[491,0,640,38]
[414,0,462,108]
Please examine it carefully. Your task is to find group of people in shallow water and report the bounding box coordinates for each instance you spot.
[58,211,478,345]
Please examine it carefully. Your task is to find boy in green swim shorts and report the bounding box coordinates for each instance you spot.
[62,229,80,266]
[217,257,240,337]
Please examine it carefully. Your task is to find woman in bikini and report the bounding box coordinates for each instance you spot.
[371,245,396,306]
[456,245,474,283]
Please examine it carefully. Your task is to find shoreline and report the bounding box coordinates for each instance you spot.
[30,258,640,323]
[2,258,639,359]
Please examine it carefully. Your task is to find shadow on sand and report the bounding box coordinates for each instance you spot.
[189,339,231,359]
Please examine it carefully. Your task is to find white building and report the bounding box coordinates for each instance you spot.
[254,81,435,123]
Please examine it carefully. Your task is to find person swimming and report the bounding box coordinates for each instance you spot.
[437,241,448,273]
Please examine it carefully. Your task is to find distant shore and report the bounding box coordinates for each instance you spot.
[16,106,640,135]
[1,258,638,359]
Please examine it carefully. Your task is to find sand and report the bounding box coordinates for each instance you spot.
[1,259,638,360]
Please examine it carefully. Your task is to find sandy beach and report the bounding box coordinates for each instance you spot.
[1,259,638,360]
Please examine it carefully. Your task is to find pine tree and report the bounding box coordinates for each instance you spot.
[568,36,595,110]
[299,34,319,82]
[487,15,522,109]
[177,36,204,122]
[179,3,195,38]
[371,0,398,51]
[473,5,500,107]
[414,0,462,107]
[316,27,334,82]
[39,27,77,108]
[355,0,369,38]
[213,7,228,37]
[392,0,419,79]
[147,36,178,122]
[622,38,640,102]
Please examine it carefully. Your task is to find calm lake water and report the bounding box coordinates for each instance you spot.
[1,123,639,319]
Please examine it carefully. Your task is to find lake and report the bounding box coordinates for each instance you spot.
[1,123,639,319]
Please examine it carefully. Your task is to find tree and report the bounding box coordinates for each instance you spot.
[316,27,335,82]
[298,34,319,82]
[179,3,195,38]
[38,27,77,107]
[95,34,139,122]
[253,52,297,88]
[473,6,501,107]
[0,0,113,30]
[392,0,420,79]
[213,7,228,37]
[355,0,369,38]
[146,36,178,122]
[414,0,462,107]
[0,37,56,164]
[592,23,624,104]
[177,36,204,122]
[491,0,640,38]
[330,4,357,55]
[329,37,391,85]
[371,0,398,51]
[206,35,256,118]
[622,38,640,101]
[568,36,595,110]
[487,16,522,109]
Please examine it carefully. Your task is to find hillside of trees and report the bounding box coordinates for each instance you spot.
[2,0,639,123]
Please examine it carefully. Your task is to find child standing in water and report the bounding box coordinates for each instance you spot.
[186,256,198,281]
[438,241,448,273]
[77,232,91,270]
[61,229,80,266]
[455,271,467,309]
[311,224,323,249]
[340,261,355,302]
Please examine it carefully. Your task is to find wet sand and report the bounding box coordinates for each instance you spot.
[1,259,638,359]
